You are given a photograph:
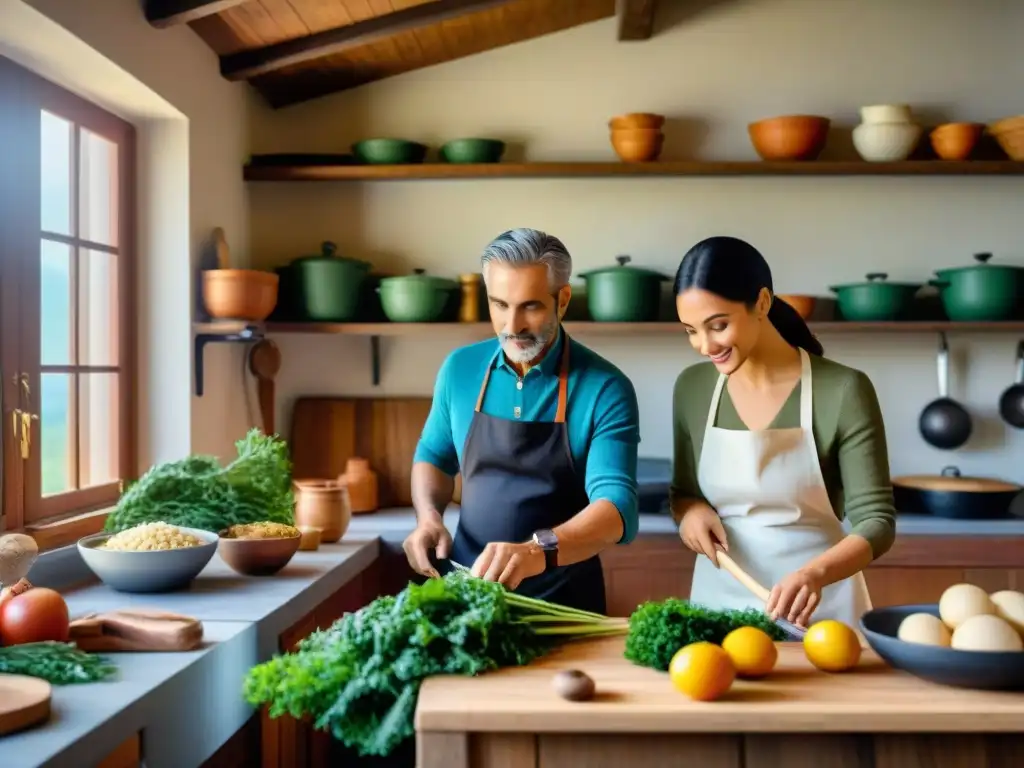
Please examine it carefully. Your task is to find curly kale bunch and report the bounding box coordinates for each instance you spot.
[105,429,294,533]
[624,598,787,671]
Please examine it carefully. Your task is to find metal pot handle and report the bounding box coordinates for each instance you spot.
[615,255,632,267]
[973,252,993,265]
[1015,341,1024,385]
[321,241,337,257]
[940,466,961,478]
[937,333,950,398]
[866,272,888,281]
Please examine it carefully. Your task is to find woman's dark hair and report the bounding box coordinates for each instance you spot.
[674,236,824,356]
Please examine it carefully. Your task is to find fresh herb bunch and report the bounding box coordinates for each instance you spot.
[624,597,787,671]
[244,572,627,757]
[0,641,117,684]
[105,429,294,533]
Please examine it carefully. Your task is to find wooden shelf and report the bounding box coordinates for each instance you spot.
[242,160,1024,181]
[194,320,1024,336]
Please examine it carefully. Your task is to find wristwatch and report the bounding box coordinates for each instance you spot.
[532,529,559,572]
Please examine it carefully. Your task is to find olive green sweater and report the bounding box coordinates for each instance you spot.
[670,355,896,559]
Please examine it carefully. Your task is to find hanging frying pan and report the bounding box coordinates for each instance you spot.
[998,341,1024,429]
[919,333,971,449]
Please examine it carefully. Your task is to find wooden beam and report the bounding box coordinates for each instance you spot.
[220,0,516,81]
[144,0,249,29]
[617,0,657,40]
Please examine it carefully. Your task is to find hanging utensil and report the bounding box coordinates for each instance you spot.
[212,227,230,269]
[713,550,807,641]
[918,333,972,449]
[998,341,1024,429]
[247,339,281,435]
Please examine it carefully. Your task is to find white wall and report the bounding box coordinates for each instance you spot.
[246,0,1024,480]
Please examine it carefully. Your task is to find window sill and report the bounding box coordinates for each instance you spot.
[17,508,111,552]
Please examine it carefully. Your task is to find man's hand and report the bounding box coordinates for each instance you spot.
[402,522,453,579]
[471,542,545,590]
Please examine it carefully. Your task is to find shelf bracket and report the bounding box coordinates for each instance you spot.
[194,325,264,397]
[370,335,381,386]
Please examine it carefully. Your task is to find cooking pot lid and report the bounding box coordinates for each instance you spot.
[934,252,1024,277]
[578,255,668,280]
[380,269,457,288]
[291,240,370,268]
[827,272,921,291]
[892,466,1021,493]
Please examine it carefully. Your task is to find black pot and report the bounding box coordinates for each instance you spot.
[892,466,1022,520]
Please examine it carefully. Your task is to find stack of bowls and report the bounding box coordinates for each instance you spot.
[852,104,922,162]
[609,113,665,163]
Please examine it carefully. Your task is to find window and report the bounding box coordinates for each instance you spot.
[0,56,135,537]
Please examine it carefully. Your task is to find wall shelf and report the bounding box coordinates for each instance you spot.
[242,160,1024,182]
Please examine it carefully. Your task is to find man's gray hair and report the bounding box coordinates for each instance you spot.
[480,228,572,289]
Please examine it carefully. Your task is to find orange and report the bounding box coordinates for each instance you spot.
[721,626,778,678]
[668,642,736,701]
[803,619,862,673]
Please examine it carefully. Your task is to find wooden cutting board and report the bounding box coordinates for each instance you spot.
[290,397,461,507]
[0,674,52,736]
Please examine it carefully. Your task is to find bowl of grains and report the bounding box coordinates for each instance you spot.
[217,522,301,577]
[78,522,219,593]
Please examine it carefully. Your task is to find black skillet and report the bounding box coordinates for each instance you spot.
[919,333,972,449]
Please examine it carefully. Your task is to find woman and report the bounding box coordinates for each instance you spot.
[671,236,896,629]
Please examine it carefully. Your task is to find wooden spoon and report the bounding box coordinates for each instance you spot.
[248,339,281,434]
[212,227,230,270]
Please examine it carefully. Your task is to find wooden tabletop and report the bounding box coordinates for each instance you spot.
[416,637,1024,733]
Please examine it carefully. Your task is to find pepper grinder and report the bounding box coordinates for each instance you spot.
[459,273,482,323]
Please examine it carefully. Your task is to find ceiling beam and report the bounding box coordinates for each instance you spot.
[616,0,657,41]
[220,0,515,81]
[144,0,249,29]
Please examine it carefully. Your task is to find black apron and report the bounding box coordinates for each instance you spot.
[449,334,607,615]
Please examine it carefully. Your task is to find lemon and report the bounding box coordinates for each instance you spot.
[722,626,778,678]
[668,642,736,701]
[803,619,861,672]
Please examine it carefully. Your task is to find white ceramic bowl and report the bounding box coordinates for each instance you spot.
[860,104,912,125]
[853,122,922,162]
[78,527,218,593]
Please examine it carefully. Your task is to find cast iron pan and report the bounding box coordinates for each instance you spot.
[919,334,971,449]
[998,340,1024,429]
[892,466,1022,519]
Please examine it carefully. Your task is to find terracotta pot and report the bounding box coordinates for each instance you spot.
[339,458,379,514]
[930,123,983,161]
[608,112,665,131]
[202,269,279,321]
[747,115,830,161]
[293,480,351,543]
[777,294,817,320]
[610,128,664,163]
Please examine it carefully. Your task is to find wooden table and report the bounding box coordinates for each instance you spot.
[415,637,1024,768]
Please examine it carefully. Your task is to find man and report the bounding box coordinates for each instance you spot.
[402,227,641,614]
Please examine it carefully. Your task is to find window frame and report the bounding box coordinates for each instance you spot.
[0,56,137,548]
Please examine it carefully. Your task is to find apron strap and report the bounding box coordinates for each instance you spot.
[475,333,572,422]
[704,372,728,445]
[798,348,813,429]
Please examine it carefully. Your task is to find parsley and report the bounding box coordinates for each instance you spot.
[0,641,117,684]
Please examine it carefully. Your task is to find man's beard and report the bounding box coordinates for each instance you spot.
[499,316,559,364]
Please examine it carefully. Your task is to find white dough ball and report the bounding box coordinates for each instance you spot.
[951,614,1024,652]
[990,590,1024,638]
[897,612,951,647]
[938,583,995,629]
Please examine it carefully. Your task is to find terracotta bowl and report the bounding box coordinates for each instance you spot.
[609,112,665,130]
[202,269,279,321]
[748,115,830,161]
[610,128,664,163]
[777,294,817,320]
[930,123,984,161]
[218,533,301,577]
[988,115,1024,161]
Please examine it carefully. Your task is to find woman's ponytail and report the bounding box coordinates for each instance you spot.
[768,297,824,356]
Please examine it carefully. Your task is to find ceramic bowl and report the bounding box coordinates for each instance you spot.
[929,122,984,161]
[748,115,830,161]
[860,604,1024,691]
[609,128,664,162]
[988,115,1024,161]
[777,294,817,320]
[78,527,218,593]
[218,532,301,576]
[608,112,665,130]
[859,104,913,125]
[852,122,922,162]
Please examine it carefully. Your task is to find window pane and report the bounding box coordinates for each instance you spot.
[41,373,72,496]
[41,240,73,366]
[79,129,118,247]
[79,372,119,489]
[41,111,73,236]
[78,249,118,366]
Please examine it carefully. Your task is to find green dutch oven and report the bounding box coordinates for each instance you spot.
[931,253,1024,322]
[379,269,459,323]
[829,273,922,321]
[289,241,371,322]
[578,256,669,322]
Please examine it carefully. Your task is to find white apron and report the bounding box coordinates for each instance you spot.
[688,349,872,628]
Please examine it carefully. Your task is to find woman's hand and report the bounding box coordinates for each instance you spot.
[767,568,823,627]
[678,505,728,567]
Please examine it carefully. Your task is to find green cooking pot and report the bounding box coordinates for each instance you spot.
[578,255,669,322]
[379,269,459,323]
[931,252,1024,322]
[289,241,371,322]
[828,273,922,321]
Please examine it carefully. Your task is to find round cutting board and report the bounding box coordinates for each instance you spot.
[0,674,52,736]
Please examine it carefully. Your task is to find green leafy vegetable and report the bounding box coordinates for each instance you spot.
[105,429,294,533]
[624,598,787,671]
[244,572,627,757]
[0,641,117,684]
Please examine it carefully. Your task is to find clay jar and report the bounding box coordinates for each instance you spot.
[293,480,351,543]
[339,458,379,514]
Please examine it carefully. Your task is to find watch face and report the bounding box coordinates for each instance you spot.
[533,529,558,549]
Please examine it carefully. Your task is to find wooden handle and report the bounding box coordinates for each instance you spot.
[257,377,275,435]
[212,227,230,270]
[715,549,771,603]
